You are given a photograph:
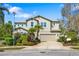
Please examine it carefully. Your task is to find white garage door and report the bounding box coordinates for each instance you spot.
[40,34,57,41]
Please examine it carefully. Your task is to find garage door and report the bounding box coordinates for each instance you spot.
[40,34,57,41]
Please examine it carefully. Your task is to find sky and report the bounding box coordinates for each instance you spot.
[3,3,64,23]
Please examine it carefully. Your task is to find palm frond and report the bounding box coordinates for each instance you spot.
[0,7,10,14]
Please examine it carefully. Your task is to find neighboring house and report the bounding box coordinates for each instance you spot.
[14,15,61,41]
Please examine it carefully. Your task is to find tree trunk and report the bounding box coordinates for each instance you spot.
[36,30,39,39]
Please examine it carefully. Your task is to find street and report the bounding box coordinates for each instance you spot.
[0,49,79,56]
[0,41,75,56]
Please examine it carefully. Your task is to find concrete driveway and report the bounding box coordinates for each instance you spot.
[22,40,71,50]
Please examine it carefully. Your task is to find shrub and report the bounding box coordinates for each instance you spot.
[57,36,66,42]
[23,42,35,46]
[21,35,28,44]
[16,34,41,46]
[16,43,22,46]
[16,34,28,45]
[14,32,21,40]
[66,31,77,38]
[32,38,41,44]
[5,37,13,45]
[21,35,36,46]
[0,37,4,40]
[2,41,6,45]
[66,31,78,43]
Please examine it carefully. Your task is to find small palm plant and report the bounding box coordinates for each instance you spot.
[28,28,36,41]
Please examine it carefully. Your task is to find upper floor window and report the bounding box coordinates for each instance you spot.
[26,24,27,27]
[44,22,46,27]
[41,22,47,27]
[22,24,23,26]
[31,22,34,27]
[18,24,19,26]
[41,22,43,27]
[52,22,55,27]
[53,22,55,25]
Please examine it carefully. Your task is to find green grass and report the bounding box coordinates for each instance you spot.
[71,46,79,49]
[0,46,25,52]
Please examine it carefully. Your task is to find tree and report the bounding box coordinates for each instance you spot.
[61,4,72,27]
[34,18,43,39]
[0,24,5,40]
[61,7,66,21]
[0,3,10,24]
[34,24,43,39]
[5,21,13,37]
[28,28,36,33]
[0,21,13,40]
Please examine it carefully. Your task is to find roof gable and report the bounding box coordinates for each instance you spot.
[26,15,53,22]
[15,15,60,24]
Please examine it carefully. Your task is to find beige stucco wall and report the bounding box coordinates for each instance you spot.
[15,17,51,31]
[51,23,60,30]
[15,17,60,39]
[35,17,51,31]
[14,17,61,41]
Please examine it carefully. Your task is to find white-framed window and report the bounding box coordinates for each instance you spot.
[26,24,27,27]
[41,22,43,27]
[44,22,46,27]
[18,24,19,26]
[31,22,34,27]
[41,22,47,27]
[52,22,55,27]
[22,24,23,26]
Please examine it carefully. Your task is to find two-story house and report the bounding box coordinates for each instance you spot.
[14,15,61,41]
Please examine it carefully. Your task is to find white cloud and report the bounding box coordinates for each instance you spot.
[9,6,22,14]
[15,13,32,18]
[9,6,33,19]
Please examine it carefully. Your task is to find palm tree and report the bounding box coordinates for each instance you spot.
[34,24,43,39]
[34,18,43,39]
[0,3,9,25]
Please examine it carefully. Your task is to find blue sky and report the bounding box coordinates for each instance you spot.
[3,3,64,23]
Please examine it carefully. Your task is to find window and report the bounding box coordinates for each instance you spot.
[53,22,55,25]
[22,24,23,26]
[44,22,46,27]
[41,22,43,27]
[26,24,27,27]
[18,24,19,26]
[41,22,46,27]
[31,22,34,27]
[52,22,55,27]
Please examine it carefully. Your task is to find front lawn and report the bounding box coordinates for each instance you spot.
[0,46,25,52]
[71,46,79,49]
